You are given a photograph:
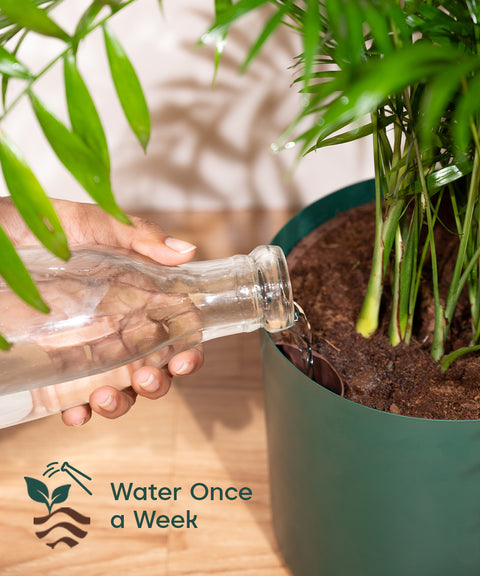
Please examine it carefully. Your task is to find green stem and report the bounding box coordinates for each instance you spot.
[356,111,384,337]
[444,147,480,328]
[388,226,403,346]
[441,343,480,372]
[403,88,444,360]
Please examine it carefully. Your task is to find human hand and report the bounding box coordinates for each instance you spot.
[0,198,204,426]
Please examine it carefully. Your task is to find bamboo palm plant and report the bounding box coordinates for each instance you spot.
[2,0,480,371]
[210,0,480,370]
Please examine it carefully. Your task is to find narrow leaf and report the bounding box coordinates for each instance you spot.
[301,44,464,151]
[241,2,291,72]
[326,0,364,68]
[51,484,71,507]
[0,45,31,79]
[305,116,396,152]
[208,0,269,31]
[419,59,477,147]
[0,0,69,41]
[0,131,69,259]
[0,332,10,350]
[2,29,28,108]
[303,0,321,88]
[24,477,50,507]
[0,225,49,312]
[29,92,129,224]
[103,24,150,151]
[210,0,232,85]
[73,1,103,42]
[64,52,110,171]
[453,73,480,152]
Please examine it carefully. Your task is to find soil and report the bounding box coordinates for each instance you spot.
[287,201,480,420]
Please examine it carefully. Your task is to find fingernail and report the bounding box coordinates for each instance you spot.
[172,361,192,375]
[73,418,86,427]
[97,391,117,412]
[138,373,160,392]
[165,237,196,254]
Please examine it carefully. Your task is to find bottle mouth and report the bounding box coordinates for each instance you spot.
[249,245,295,333]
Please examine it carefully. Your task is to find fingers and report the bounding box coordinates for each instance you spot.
[61,346,204,426]
[88,386,137,420]
[131,366,172,399]
[61,404,92,427]
[168,346,204,377]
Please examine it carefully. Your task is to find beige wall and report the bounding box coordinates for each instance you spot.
[0,0,373,211]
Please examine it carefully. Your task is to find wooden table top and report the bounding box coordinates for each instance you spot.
[0,209,296,576]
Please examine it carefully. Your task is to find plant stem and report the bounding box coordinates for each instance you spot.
[389,226,403,345]
[444,147,480,332]
[356,110,384,337]
[403,88,445,360]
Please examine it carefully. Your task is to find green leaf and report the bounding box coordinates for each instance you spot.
[208,0,269,31]
[0,131,69,260]
[419,58,478,147]
[0,0,69,41]
[300,43,465,152]
[103,24,150,151]
[364,4,393,56]
[326,0,364,68]
[0,332,11,350]
[453,72,480,152]
[302,0,321,88]
[210,0,232,85]
[24,477,50,509]
[73,1,103,45]
[0,225,49,313]
[29,91,129,224]
[304,115,396,153]
[1,29,29,107]
[466,0,480,24]
[51,484,71,507]
[0,45,31,79]
[64,52,110,172]
[241,2,292,72]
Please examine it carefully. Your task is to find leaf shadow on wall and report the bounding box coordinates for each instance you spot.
[113,12,307,210]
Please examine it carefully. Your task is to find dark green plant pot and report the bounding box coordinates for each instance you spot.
[261,180,480,576]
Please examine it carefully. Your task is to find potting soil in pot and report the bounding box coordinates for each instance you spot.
[287,201,480,420]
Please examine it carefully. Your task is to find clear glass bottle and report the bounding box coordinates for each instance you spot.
[0,244,294,428]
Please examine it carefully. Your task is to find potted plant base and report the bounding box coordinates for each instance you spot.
[261,180,480,576]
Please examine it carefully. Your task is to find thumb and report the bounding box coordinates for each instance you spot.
[128,216,197,266]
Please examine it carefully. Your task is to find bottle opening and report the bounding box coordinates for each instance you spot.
[249,245,295,333]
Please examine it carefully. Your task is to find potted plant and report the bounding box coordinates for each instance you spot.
[3,1,480,574]
[207,1,480,575]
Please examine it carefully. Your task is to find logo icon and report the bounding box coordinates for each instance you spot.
[24,461,92,549]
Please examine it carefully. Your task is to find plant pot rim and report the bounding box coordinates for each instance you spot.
[267,178,480,426]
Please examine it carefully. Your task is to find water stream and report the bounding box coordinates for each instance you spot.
[273,302,344,396]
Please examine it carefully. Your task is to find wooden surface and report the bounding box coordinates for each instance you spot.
[0,209,296,576]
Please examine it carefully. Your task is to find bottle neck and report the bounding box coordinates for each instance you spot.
[249,245,295,333]
[183,245,295,343]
